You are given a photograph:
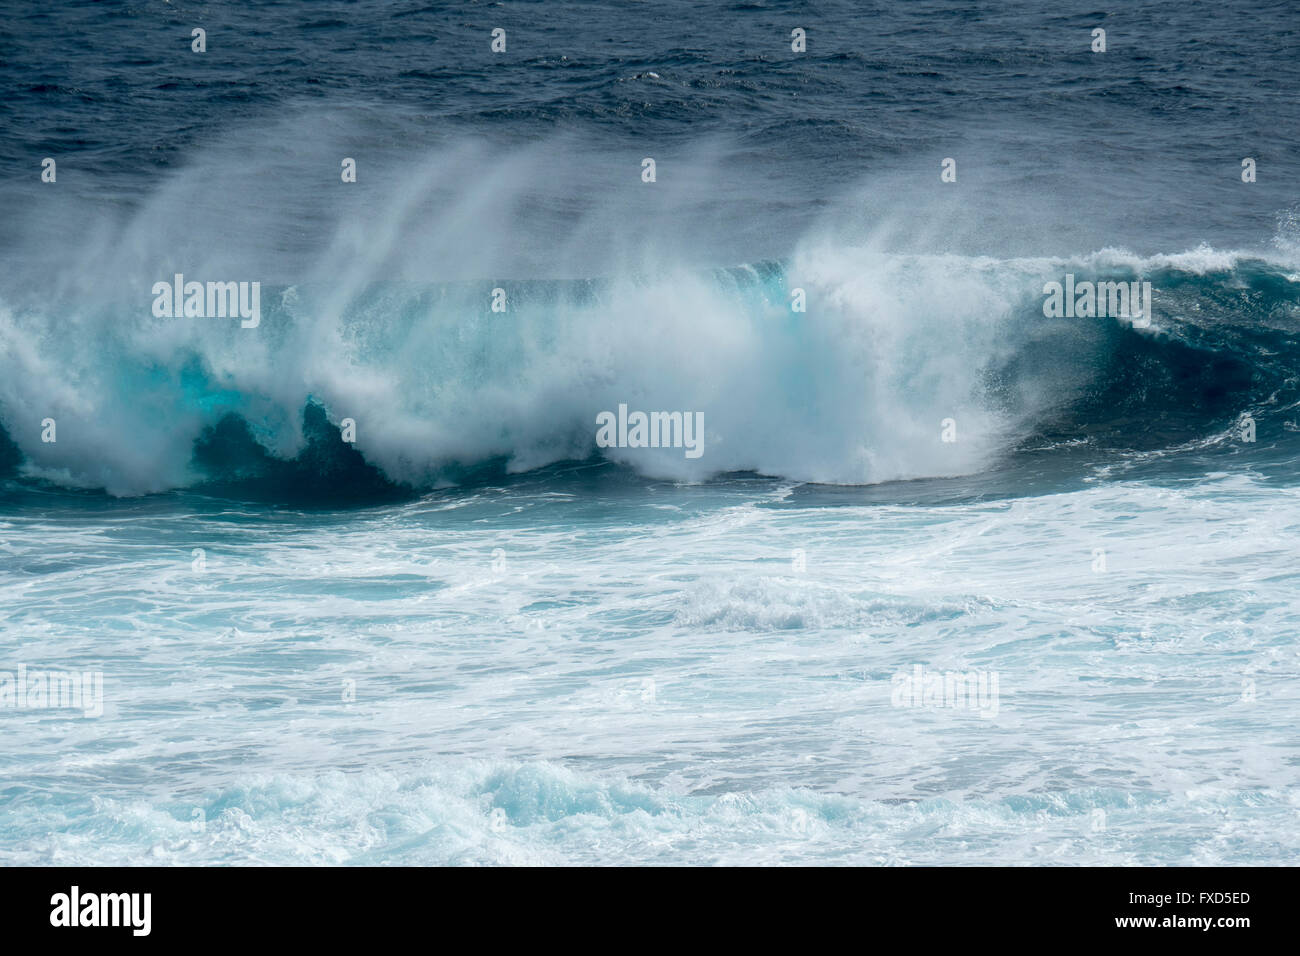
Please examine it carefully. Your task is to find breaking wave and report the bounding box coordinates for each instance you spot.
[1,243,1297,499]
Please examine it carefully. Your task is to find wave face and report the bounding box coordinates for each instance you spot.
[2,243,1298,498]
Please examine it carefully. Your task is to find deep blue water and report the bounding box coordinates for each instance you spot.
[3,0,1298,263]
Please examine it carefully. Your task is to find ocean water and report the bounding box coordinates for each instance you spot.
[1,0,1299,865]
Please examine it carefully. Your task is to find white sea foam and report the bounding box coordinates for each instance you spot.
[2,474,1297,864]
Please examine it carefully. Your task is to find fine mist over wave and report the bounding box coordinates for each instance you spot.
[1,113,1298,498]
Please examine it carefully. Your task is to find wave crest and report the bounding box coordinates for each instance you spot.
[1,244,1297,497]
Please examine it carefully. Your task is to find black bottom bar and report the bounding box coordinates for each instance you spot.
[0,866,1284,943]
